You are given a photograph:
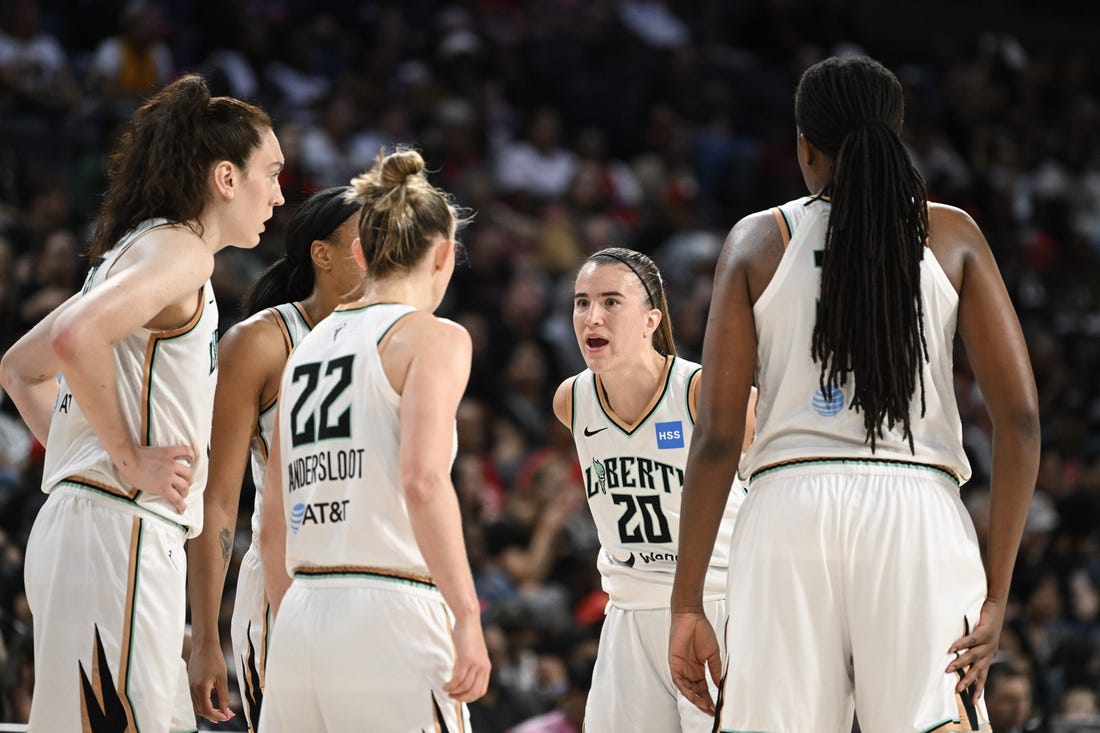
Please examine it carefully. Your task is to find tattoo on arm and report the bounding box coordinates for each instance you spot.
[219,527,232,566]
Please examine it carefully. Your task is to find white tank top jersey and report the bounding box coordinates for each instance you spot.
[741,196,971,483]
[248,302,313,543]
[278,302,454,577]
[570,356,744,610]
[42,219,219,536]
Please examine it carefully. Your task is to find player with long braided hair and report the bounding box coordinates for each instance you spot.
[670,55,1039,732]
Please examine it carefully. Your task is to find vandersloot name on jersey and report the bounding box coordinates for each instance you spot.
[287,448,366,492]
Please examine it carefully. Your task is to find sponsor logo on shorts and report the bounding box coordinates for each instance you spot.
[289,500,350,533]
[655,421,684,449]
[811,386,845,416]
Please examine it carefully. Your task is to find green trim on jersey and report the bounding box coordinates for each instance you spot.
[331,300,404,314]
[256,398,278,456]
[376,309,416,345]
[144,298,209,446]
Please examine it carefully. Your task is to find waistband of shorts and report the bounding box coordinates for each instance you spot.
[53,477,190,538]
[748,457,962,487]
[292,565,439,594]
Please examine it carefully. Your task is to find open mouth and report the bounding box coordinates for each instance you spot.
[586,337,609,349]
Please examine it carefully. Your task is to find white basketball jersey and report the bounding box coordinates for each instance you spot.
[278,302,450,577]
[741,196,971,482]
[571,356,743,610]
[248,302,313,543]
[42,219,219,536]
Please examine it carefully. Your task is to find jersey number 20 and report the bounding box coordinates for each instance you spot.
[612,493,672,544]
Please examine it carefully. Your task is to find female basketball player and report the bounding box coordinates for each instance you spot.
[187,187,363,729]
[0,75,283,731]
[553,247,753,732]
[669,55,1039,732]
[258,149,490,731]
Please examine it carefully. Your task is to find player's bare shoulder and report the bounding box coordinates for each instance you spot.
[927,203,989,291]
[553,375,578,428]
[723,208,786,303]
[219,308,292,370]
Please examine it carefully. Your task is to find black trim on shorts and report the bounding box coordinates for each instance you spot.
[749,457,961,486]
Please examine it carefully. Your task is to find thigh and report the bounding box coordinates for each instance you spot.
[847,474,990,733]
[585,606,682,733]
[718,476,855,733]
[27,494,187,733]
[231,547,269,732]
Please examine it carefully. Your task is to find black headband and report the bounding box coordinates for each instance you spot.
[597,251,657,308]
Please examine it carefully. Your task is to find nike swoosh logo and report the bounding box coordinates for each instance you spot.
[583,426,607,437]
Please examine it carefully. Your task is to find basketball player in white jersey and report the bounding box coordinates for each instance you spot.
[553,247,754,732]
[670,56,1039,732]
[187,187,362,729]
[0,75,284,732]
[258,149,490,731]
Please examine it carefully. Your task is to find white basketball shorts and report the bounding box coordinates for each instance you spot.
[717,461,990,733]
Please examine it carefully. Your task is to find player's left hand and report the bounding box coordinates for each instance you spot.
[946,597,1006,701]
[669,610,721,715]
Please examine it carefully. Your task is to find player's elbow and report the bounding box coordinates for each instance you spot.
[403,469,450,506]
[50,313,83,363]
[0,349,16,394]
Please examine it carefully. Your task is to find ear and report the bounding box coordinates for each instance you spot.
[797,132,816,167]
[644,307,662,340]
[433,237,454,272]
[351,237,367,272]
[211,160,237,200]
[310,240,332,271]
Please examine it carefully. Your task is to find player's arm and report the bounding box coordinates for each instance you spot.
[50,227,213,509]
[187,315,284,722]
[0,292,82,443]
[259,413,291,617]
[690,377,757,454]
[671,213,771,713]
[941,207,1040,698]
[397,316,490,703]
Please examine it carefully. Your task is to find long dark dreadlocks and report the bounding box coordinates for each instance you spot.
[795,56,930,452]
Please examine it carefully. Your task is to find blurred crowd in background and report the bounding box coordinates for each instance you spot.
[0,1,1099,731]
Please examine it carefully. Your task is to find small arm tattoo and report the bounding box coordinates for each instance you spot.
[219,527,232,565]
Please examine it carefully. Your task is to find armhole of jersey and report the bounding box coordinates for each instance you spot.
[268,307,294,356]
[563,374,580,431]
[770,207,792,249]
[377,309,418,351]
[686,368,702,425]
[290,300,316,330]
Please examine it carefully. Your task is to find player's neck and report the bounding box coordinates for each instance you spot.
[358,272,435,311]
[596,351,669,423]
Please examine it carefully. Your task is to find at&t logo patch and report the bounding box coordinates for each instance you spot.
[812,386,845,416]
[289,500,350,533]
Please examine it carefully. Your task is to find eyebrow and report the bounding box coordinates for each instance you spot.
[574,290,626,300]
[269,160,285,172]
